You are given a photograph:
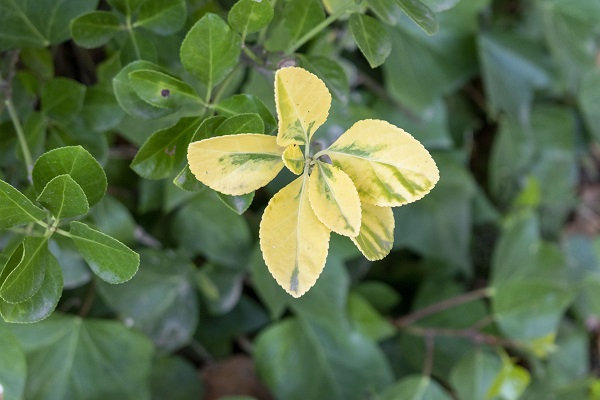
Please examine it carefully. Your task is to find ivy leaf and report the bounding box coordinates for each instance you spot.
[308,161,361,237]
[351,202,394,261]
[349,14,392,68]
[0,179,46,229]
[187,134,284,195]
[0,237,48,304]
[275,67,331,146]
[69,221,139,284]
[32,146,107,207]
[180,13,241,90]
[70,11,122,48]
[128,70,201,110]
[395,0,439,35]
[36,174,90,219]
[215,94,277,134]
[228,0,274,37]
[323,119,439,207]
[259,176,331,297]
[134,0,187,35]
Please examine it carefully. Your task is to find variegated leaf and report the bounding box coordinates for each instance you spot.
[308,161,361,237]
[187,134,284,195]
[259,176,330,297]
[275,67,331,146]
[322,119,439,207]
[282,144,305,175]
[351,202,394,261]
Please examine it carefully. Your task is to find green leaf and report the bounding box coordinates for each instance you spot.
[216,113,265,136]
[228,0,274,36]
[32,146,107,207]
[89,195,137,246]
[69,221,139,284]
[0,323,26,399]
[449,351,502,400]
[129,69,200,110]
[367,0,401,25]
[347,292,395,341]
[216,191,254,215]
[395,0,439,35]
[180,13,241,90]
[150,356,204,400]
[0,179,46,229]
[215,94,276,134]
[381,375,453,400]
[36,174,89,219]
[298,54,349,103]
[20,47,54,80]
[8,314,153,400]
[486,352,530,400]
[196,263,244,314]
[134,0,186,35]
[579,70,600,142]
[70,11,122,48]
[0,237,48,304]
[131,117,202,180]
[107,0,145,16]
[0,0,99,50]
[96,249,198,351]
[349,14,392,68]
[264,0,324,52]
[0,251,62,323]
[49,236,91,289]
[82,83,126,132]
[120,29,158,64]
[41,77,86,122]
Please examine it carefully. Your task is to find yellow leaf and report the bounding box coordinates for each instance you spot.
[275,67,331,147]
[308,161,361,237]
[187,134,284,195]
[259,176,330,297]
[282,144,304,175]
[351,203,394,261]
[322,119,439,207]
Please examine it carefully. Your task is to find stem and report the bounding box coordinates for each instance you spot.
[285,9,347,55]
[407,325,523,350]
[242,45,263,65]
[394,287,492,329]
[126,17,141,60]
[78,282,96,317]
[5,99,33,180]
[211,64,242,105]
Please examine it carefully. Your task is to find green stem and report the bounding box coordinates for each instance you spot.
[257,0,278,46]
[285,8,347,55]
[5,98,33,179]
[242,45,262,65]
[126,16,141,60]
[211,64,242,105]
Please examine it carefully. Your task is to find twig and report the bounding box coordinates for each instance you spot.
[407,325,523,350]
[423,331,435,376]
[78,282,96,317]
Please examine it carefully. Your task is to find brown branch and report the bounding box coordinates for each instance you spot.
[407,325,522,350]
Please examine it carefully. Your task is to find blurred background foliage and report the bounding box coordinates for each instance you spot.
[1,0,600,399]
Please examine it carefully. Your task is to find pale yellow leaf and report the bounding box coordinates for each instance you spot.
[282,144,304,175]
[275,67,331,147]
[187,134,284,195]
[308,161,361,237]
[351,202,394,261]
[259,176,330,297]
[322,119,439,207]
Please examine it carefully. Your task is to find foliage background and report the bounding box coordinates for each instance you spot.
[1,0,600,399]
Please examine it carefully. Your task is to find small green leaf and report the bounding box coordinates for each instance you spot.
[0,324,26,399]
[264,0,325,52]
[129,69,200,109]
[41,77,86,122]
[32,146,107,207]
[395,0,439,35]
[0,237,48,304]
[0,179,46,229]
[20,47,54,80]
[36,174,90,219]
[70,11,122,48]
[228,0,274,36]
[216,191,255,215]
[180,13,241,90]
[450,351,502,400]
[0,252,63,323]
[107,0,145,16]
[298,55,349,103]
[120,29,158,64]
[486,352,530,400]
[69,221,139,284]
[134,0,187,35]
[216,113,265,136]
[381,375,453,400]
[347,293,395,341]
[367,0,401,25]
[349,14,392,68]
[215,94,277,134]
[82,83,126,132]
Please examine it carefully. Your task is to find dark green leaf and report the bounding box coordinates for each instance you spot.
[36,174,89,219]
[197,263,244,315]
[120,29,158,64]
[20,47,54,80]
[264,0,325,52]
[367,0,401,25]
[216,113,264,136]
[49,236,91,289]
[134,0,187,35]
[380,375,452,400]
[579,70,600,142]
[250,244,289,319]
[0,237,48,304]
[129,69,201,110]
[41,77,86,122]
[107,0,145,16]
[150,356,204,400]
[0,323,26,399]
[0,179,46,229]
[215,95,276,134]
[449,351,502,400]
[89,195,137,246]
[32,146,107,207]
[354,281,401,314]
[216,191,254,215]
[349,14,391,68]
[347,292,395,341]
[180,13,241,90]
[395,0,439,35]
[70,11,122,48]
[69,221,139,284]
[228,0,274,36]
[298,55,349,103]
[82,83,126,132]
[0,251,62,323]
[131,117,202,179]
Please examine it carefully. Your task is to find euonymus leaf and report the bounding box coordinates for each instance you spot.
[228,0,274,37]
[308,161,361,237]
[129,70,200,109]
[579,70,600,142]
[69,221,139,284]
[32,146,107,207]
[486,352,530,400]
[275,67,331,146]
[395,0,439,35]
[70,11,122,48]
[216,113,265,136]
[36,174,90,219]
[0,179,46,229]
[187,134,284,195]
[282,144,304,175]
[298,55,350,103]
[351,202,394,261]
[134,0,187,35]
[107,0,145,17]
[0,324,26,399]
[349,14,392,68]
[180,13,241,90]
[0,252,62,323]
[215,94,277,134]
[381,375,452,400]
[0,237,48,304]
[449,351,501,400]
[41,77,86,122]
[323,119,439,207]
[367,0,401,25]
[216,191,255,215]
[264,0,324,52]
[259,176,331,297]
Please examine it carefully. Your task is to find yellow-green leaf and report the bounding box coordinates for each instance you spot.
[259,176,330,297]
[282,144,304,175]
[308,161,361,237]
[351,202,394,261]
[323,119,439,207]
[275,67,331,147]
[187,134,284,195]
